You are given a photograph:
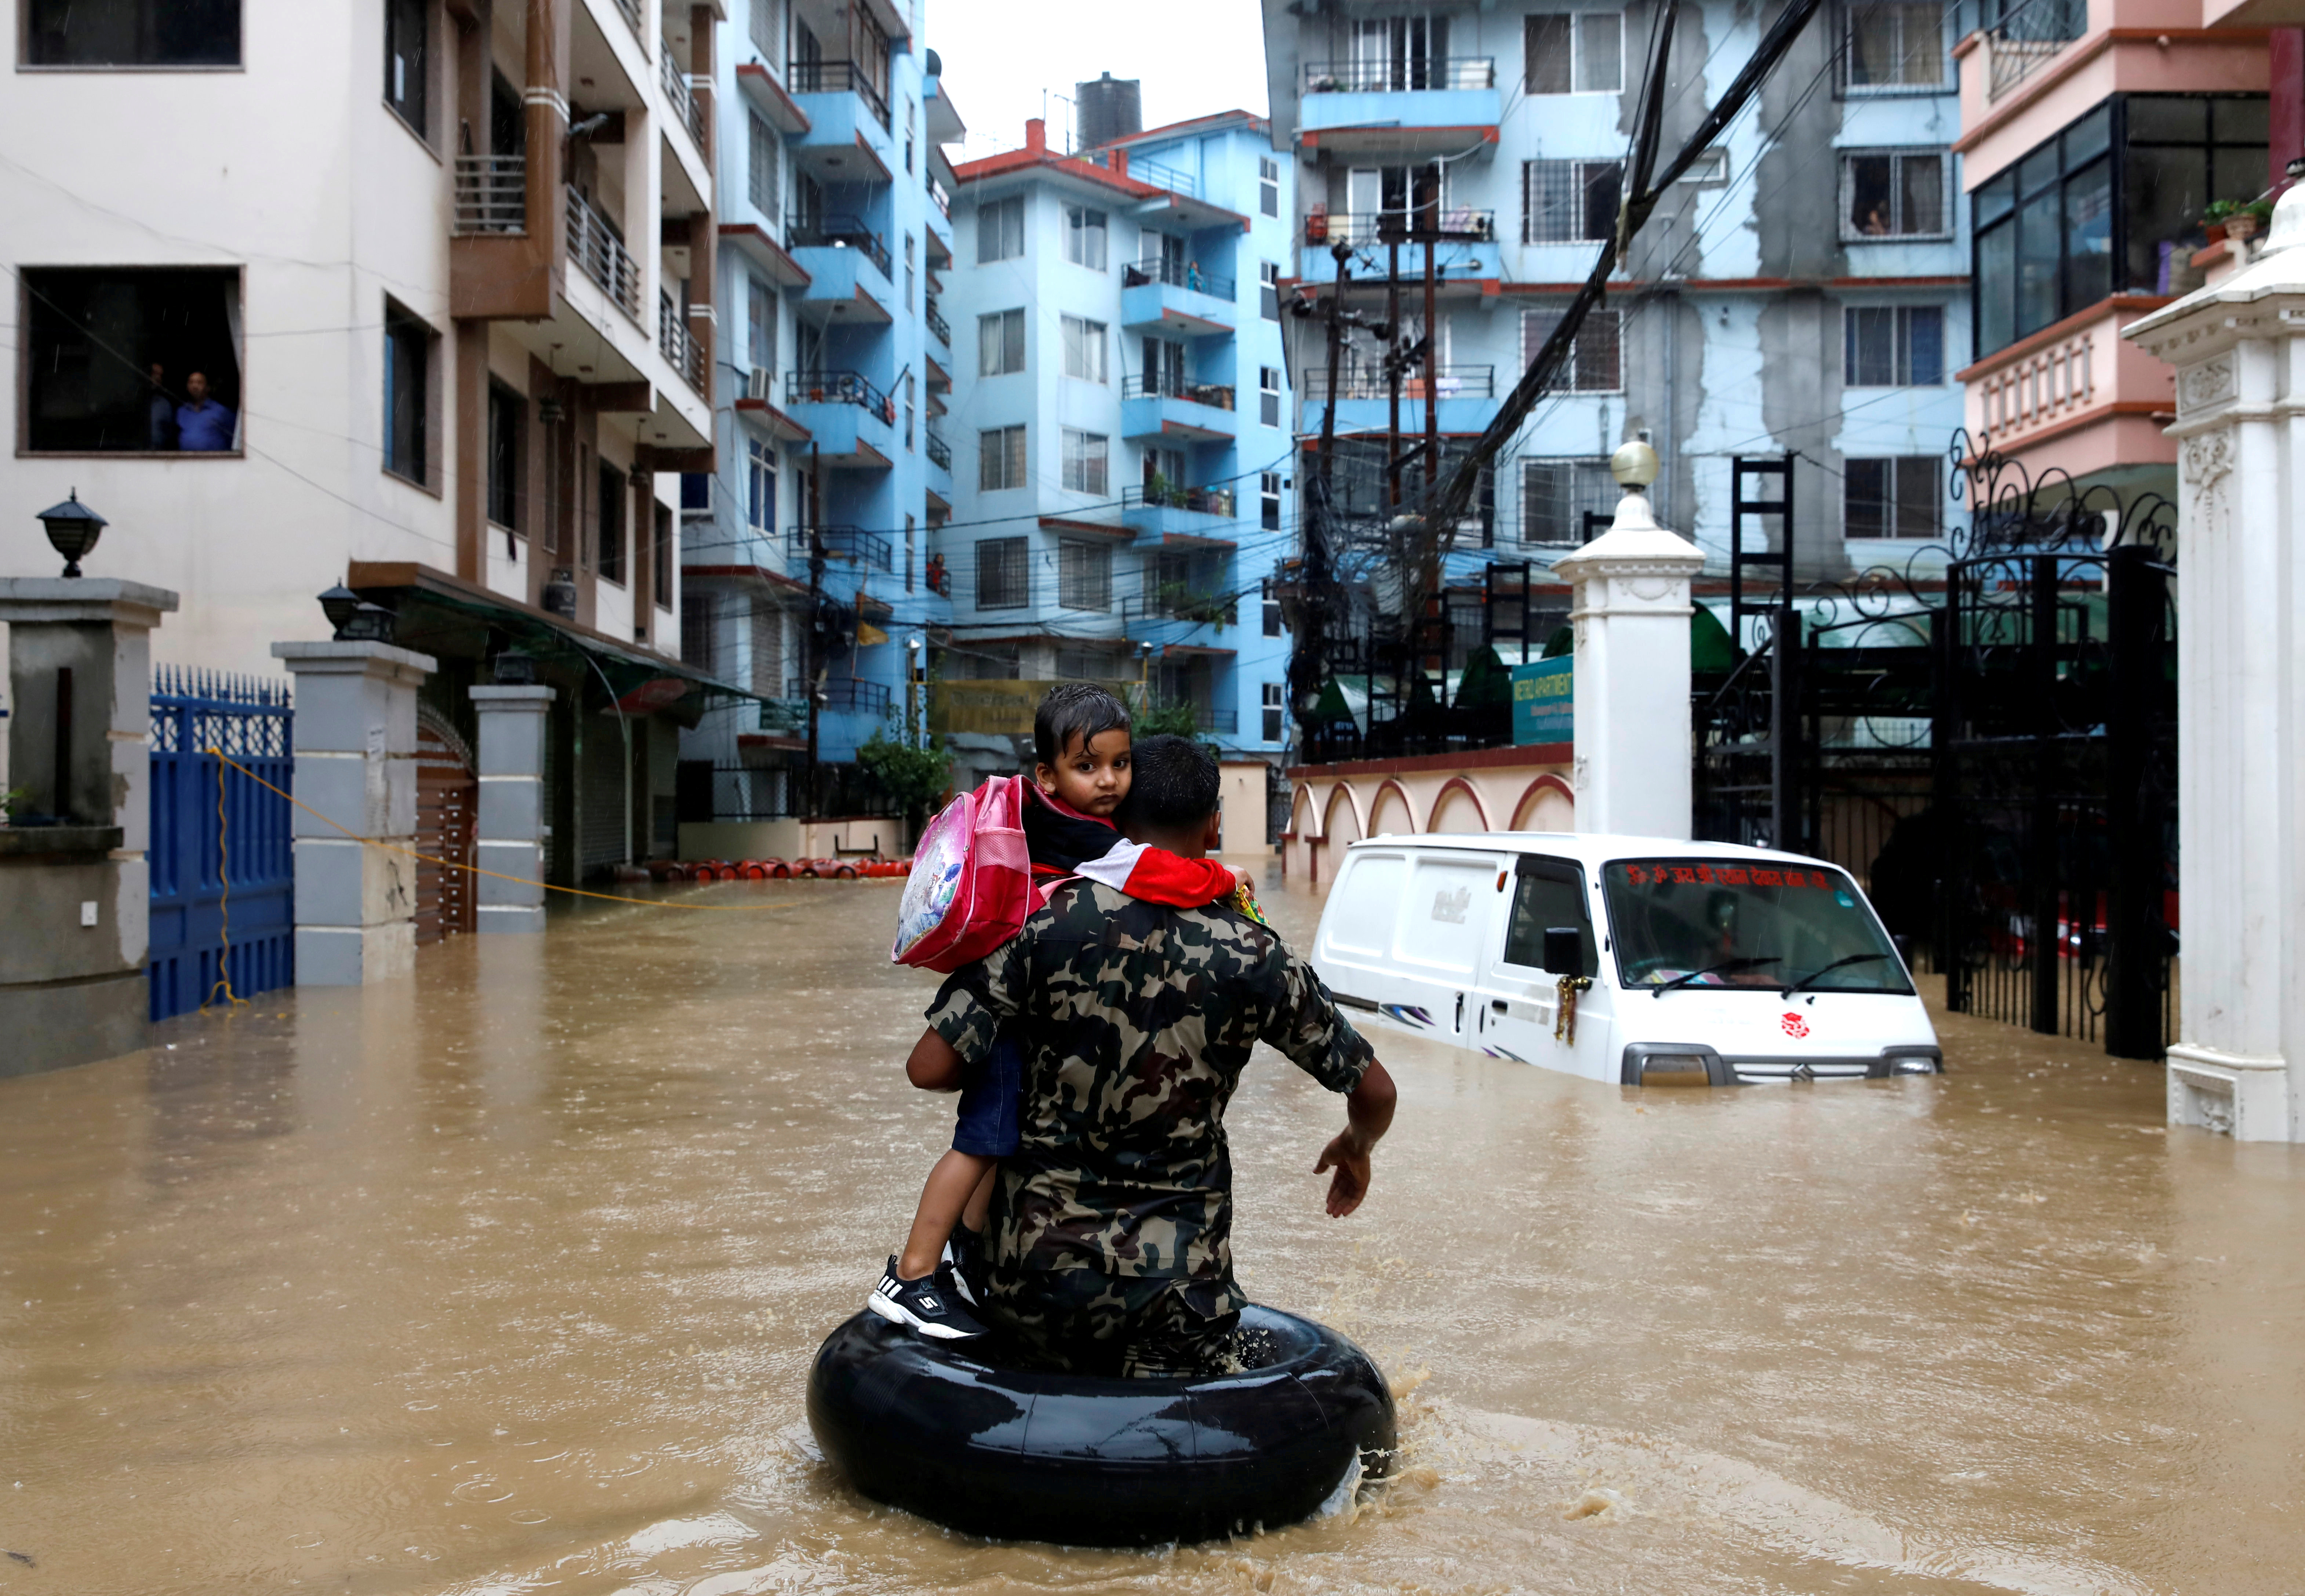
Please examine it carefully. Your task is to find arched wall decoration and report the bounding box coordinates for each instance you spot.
[1426,776,1492,833]
[1288,782,1320,839]
[1510,774,1577,830]
[1368,778,1418,836]
[1322,781,1366,842]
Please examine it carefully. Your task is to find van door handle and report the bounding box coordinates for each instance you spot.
[1455,993,1464,1031]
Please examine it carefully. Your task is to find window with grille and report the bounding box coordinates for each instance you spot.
[977,536,1029,608]
[979,308,1025,375]
[979,195,1025,262]
[1061,429,1108,495]
[1841,150,1947,239]
[1842,1,1945,92]
[979,425,1026,491]
[1260,156,1280,217]
[1845,457,1941,539]
[1260,261,1281,321]
[1261,471,1282,531]
[1523,159,1622,243]
[1260,367,1282,426]
[1843,305,1944,386]
[748,111,779,218]
[1064,204,1108,269]
[1522,457,1618,545]
[681,592,716,669]
[1262,682,1284,741]
[1520,306,1622,391]
[749,0,781,65]
[749,600,784,698]
[1524,11,1622,94]
[748,437,775,531]
[1058,540,1112,611]
[1061,315,1108,382]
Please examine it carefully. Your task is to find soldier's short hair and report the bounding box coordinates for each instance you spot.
[1118,734,1219,829]
[1035,681,1132,767]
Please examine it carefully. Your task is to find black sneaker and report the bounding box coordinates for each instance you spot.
[941,1225,986,1306]
[867,1257,989,1340]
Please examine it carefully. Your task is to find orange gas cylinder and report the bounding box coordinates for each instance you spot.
[767,859,792,879]
[739,861,768,880]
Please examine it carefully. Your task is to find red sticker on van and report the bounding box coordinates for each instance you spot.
[1781,1013,1810,1038]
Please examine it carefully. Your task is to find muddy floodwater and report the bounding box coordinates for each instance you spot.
[4,874,2302,1595]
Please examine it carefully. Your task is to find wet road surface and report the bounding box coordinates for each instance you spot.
[2,873,2301,1594]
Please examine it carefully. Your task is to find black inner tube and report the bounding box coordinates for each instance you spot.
[807,1304,1398,1547]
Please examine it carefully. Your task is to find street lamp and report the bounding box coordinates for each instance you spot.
[1610,440,1660,490]
[37,490,107,579]
[318,583,395,642]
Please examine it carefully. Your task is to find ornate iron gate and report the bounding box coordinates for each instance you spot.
[1693,437,2178,1058]
[149,670,294,1021]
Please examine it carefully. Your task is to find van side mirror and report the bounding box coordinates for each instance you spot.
[1543,926,1583,975]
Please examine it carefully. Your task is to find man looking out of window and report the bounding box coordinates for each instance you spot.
[175,371,235,452]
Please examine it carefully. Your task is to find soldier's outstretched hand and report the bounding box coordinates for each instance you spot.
[1315,1132,1371,1217]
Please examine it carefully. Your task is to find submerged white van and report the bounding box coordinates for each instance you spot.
[1311,833,1942,1085]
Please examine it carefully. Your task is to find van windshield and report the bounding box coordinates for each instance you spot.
[1600,859,1912,995]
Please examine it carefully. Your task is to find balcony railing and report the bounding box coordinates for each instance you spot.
[785,368,893,419]
[924,429,951,470]
[791,676,893,715]
[787,213,892,277]
[566,187,640,316]
[1303,57,1495,92]
[659,293,704,392]
[1299,365,1495,401]
[789,58,892,132]
[787,525,894,572]
[1121,258,1236,300]
[1124,374,1235,410]
[1305,209,1496,246]
[454,154,525,234]
[661,51,707,148]
[1123,483,1236,517]
[608,0,641,43]
[925,296,950,346]
[1978,0,2087,101]
[929,175,952,218]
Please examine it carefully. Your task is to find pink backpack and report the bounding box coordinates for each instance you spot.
[891,775,1033,972]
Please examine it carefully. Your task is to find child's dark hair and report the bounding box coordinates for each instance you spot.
[1034,682,1132,768]
[1116,734,1220,830]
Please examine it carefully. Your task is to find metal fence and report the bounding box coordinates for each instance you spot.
[1303,56,1496,91]
[452,154,524,234]
[566,187,640,316]
[149,669,294,1022]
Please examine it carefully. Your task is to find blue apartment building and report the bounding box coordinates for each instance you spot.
[1259,0,1970,651]
[938,111,1299,789]
[679,0,960,828]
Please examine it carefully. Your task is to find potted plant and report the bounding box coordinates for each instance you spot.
[1,786,28,827]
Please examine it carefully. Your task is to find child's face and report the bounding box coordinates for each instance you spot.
[1036,728,1131,817]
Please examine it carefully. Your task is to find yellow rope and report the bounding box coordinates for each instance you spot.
[204,748,820,914]
[198,749,249,1013]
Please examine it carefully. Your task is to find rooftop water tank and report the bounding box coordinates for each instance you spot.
[1077,72,1141,152]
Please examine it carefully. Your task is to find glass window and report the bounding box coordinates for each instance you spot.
[25,0,239,65]
[1260,156,1280,217]
[1844,457,1940,539]
[1261,261,1281,321]
[1524,12,1622,94]
[597,460,626,584]
[1842,150,1946,239]
[979,425,1026,491]
[1262,681,1284,741]
[976,535,1029,608]
[1260,366,1282,426]
[747,275,775,379]
[1602,859,1910,994]
[1843,305,1943,385]
[1058,539,1111,610]
[1060,429,1108,495]
[978,196,1025,263]
[487,383,522,530]
[748,111,780,218]
[1522,458,1617,544]
[1843,1,1944,91]
[979,308,1025,375]
[747,437,775,532]
[1061,315,1108,382]
[21,267,243,453]
[748,0,782,66]
[383,303,431,484]
[1521,307,1621,391]
[385,0,428,135]
[1064,204,1108,269]
[1262,470,1282,530]
[1501,857,1597,975]
[1523,160,1621,244]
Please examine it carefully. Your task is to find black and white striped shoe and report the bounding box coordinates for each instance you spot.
[866,1257,990,1340]
[941,1226,986,1306]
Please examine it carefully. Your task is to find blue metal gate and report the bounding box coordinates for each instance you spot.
[149,669,294,1021]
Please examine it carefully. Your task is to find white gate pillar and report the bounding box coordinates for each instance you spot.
[1550,444,1706,840]
[2125,183,2305,1141]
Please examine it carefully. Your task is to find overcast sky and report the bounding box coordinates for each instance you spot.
[926,0,1271,161]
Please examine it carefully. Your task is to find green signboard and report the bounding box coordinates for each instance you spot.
[1510,658,1573,746]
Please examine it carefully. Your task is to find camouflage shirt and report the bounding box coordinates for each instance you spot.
[926,880,1373,1310]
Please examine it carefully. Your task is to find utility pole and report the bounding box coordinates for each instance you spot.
[805,440,824,821]
[1317,242,1349,484]
[1385,236,1403,510]
[1421,184,1440,499]
[1292,240,1353,755]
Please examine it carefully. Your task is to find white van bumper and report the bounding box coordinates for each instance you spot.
[1619,1042,1944,1085]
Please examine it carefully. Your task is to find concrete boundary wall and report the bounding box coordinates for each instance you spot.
[1281,745,1574,884]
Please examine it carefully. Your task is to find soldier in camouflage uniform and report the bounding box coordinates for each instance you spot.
[912,735,1397,1378]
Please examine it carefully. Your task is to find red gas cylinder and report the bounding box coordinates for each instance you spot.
[834,862,859,880]
[711,862,740,881]
[767,859,792,879]
[738,861,768,880]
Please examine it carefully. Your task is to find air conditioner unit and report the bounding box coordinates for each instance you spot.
[748,365,773,401]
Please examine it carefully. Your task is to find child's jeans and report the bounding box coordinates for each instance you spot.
[950,1029,1022,1156]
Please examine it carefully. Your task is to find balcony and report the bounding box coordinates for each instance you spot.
[566,187,640,317]
[924,428,951,471]
[1300,364,1497,432]
[789,58,894,176]
[924,294,951,347]
[453,154,524,235]
[660,293,705,393]
[1120,257,1236,335]
[1960,300,2174,482]
[1121,482,1237,539]
[1297,209,1502,288]
[1121,374,1237,443]
[1975,0,2087,103]
[789,214,890,277]
[606,0,642,43]
[661,49,708,151]
[792,675,893,716]
[1298,57,1501,157]
[785,527,894,573]
[783,370,896,467]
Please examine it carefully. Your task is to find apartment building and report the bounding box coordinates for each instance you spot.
[681,0,956,829]
[938,109,1299,789]
[6,0,727,881]
[1260,0,1973,607]
[1957,0,2277,495]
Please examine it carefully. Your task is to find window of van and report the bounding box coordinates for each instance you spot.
[1500,855,1596,976]
[1600,859,1911,995]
